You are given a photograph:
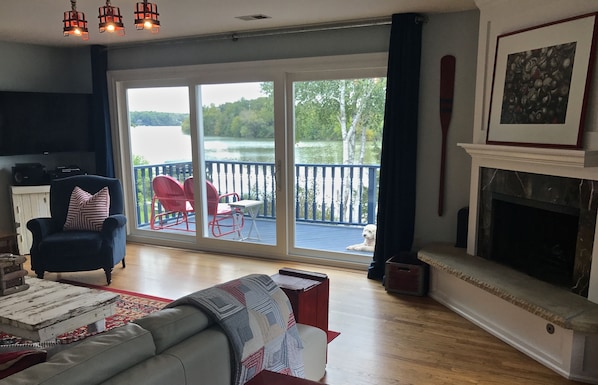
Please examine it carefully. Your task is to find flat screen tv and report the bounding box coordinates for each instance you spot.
[0,91,93,156]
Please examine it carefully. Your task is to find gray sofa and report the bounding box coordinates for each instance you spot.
[1,298,327,384]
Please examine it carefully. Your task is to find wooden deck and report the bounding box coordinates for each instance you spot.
[140,217,373,256]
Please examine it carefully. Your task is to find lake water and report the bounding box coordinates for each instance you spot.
[131,126,381,165]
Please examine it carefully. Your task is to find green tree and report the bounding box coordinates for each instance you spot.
[181,97,274,138]
[130,111,188,127]
[291,78,386,165]
[132,155,151,222]
[265,78,386,221]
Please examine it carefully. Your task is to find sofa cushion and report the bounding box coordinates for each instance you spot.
[99,355,186,385]
[133,305,212,354]
[1,323,155,385]
[64,186,110,232]
[39,231,103,257]
[161,325,232,385]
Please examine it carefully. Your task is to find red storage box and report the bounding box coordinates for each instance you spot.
[384,255,429,296]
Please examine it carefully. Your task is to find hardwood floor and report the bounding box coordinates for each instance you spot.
[23,242,583,385]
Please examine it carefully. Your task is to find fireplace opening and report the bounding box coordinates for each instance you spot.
[490,193,579,289]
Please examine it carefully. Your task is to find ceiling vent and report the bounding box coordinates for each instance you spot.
[235,14,271,21]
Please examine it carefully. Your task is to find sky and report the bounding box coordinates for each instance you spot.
[127,82,265,113]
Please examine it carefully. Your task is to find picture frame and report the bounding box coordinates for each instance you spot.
[486,12,598,149]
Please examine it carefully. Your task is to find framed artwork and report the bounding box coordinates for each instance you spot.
[486,12,598,148]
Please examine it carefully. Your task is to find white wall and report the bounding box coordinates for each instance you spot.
[472,0,598,148]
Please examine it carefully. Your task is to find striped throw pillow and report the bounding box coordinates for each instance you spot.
[63,186,111,231]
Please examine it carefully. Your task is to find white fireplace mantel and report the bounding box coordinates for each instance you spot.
[458,143,598,180]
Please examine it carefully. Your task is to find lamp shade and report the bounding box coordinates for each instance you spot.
[63,1,89,40]
[98,0,125,35]
[134,1,160,33]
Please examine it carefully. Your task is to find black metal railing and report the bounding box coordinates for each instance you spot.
[133,160,379,228]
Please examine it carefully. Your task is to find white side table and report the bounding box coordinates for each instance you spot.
[228,200,263,240]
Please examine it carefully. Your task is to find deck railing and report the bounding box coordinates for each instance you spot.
[133,160,379,227]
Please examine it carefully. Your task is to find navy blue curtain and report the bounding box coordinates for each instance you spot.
[368,13,423,280]
[91,45,115,177]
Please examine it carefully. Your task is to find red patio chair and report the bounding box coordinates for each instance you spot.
[183,177,243,238]
[151,175,193,231]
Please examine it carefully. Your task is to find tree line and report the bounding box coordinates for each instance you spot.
[130,78,386,149]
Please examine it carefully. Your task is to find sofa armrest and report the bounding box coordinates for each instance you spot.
[27,218,62,240]
[296,324,327,381]
[101,214,127,235]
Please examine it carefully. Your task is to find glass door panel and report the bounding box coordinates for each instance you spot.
[291,78,385,255]
[197,82,276,245]
[126,87,194,235]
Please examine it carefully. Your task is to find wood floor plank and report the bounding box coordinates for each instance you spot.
[21,242,584,385]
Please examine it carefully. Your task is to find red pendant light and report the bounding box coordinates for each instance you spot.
[98,0,125,35]
[63,0,89,40]
[134,0,160,33]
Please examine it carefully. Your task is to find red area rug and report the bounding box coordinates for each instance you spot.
[327,330,340,344]
[1,280,339,347]
[0,282,171,347]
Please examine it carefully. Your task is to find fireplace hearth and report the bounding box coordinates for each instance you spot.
[477,168,597,297]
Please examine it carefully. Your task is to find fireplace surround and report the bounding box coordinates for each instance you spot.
[477,168,597,297]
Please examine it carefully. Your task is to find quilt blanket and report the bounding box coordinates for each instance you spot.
[166,274,304,384]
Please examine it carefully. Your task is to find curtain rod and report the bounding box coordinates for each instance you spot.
[110,16,394,50]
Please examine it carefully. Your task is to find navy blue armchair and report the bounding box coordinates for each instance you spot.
[27,175,127,284]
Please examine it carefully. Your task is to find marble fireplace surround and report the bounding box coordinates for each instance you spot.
[418,143,598,383]
[459,143,598,302]
[476,168,597,298]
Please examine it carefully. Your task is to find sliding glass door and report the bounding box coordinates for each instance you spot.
[289,76,385,260]
[110,53,387,264]
[127,86,194,236]
[196,82,276,245]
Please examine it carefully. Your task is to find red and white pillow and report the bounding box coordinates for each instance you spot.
[63,186,111,231]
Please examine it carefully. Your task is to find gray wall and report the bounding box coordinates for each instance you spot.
[0,42,93,232]
[0,42,92,93]
[107,25,391,70]
[414,11,478,249]
[0,10,479,252]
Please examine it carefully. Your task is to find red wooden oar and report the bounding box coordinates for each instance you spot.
[438,55,456,216]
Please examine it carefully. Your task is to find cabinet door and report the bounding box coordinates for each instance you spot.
[11,186,51,255]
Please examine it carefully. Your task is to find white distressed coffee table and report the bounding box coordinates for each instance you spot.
[0,277,119,342]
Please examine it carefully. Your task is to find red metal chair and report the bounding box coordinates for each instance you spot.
[183,177,243,238]
[151,175,193,231]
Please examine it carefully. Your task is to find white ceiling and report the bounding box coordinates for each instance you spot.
[0,0,477,48]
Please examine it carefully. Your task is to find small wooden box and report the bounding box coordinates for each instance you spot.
[385,255,429,296]
[0,253,29,296]
[272,268,329,334]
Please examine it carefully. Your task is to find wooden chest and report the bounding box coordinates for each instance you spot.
[0,253,29,296]
[385,255,429,296]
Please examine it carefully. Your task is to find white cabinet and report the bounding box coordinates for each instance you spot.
[10,185,51,255]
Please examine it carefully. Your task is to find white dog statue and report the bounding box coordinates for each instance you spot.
[346,224,377,252]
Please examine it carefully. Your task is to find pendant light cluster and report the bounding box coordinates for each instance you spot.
[63,0,160,41]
